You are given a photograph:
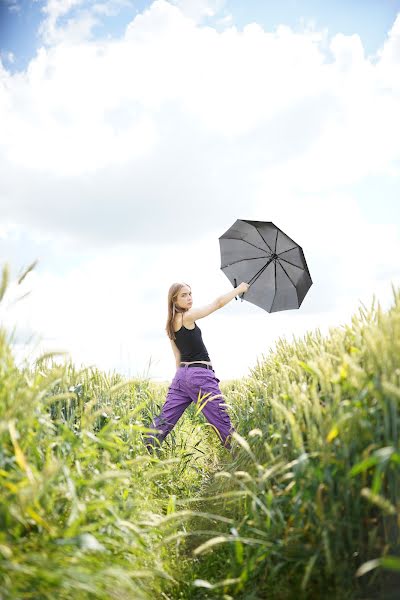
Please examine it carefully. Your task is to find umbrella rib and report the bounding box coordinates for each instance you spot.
[274,229,279,253]
[222,237,267,254]
[279,257,304,270]
[278,261,296,288]
[247,258,274,287]
[223,256,269,267]
[252,228,274,254]
[278,245,298,256]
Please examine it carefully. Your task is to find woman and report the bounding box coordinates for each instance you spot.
[144,280,249,454]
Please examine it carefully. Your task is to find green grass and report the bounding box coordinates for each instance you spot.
[0,263,399,599]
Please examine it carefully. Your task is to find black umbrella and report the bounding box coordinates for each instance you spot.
[219,219,312,312]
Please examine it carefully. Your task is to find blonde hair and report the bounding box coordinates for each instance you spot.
[166,282,191,341]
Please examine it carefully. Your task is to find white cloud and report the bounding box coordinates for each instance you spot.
[1,51,16,65]
[39,0,85,44]
[0,1,399,381]
[377,13,400,69]
[171,0,226,22]
[330,32,365,70]
[0,2,398,240]
[6,0,21,14]
[1,232,235,380]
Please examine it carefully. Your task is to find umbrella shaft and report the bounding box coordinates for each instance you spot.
[234,256,273,298]
[247,256,274,288]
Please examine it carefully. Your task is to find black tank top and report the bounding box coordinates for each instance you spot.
[174,315,211,362]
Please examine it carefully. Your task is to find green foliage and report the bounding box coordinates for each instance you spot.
[1,263,399,599]
[169,286,400,599]
[0,264,219,599]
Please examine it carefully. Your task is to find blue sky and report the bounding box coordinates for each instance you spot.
[229,0,400,54]
[0,0,399,381]
[2,0,400,72]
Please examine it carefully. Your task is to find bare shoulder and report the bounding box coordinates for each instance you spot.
[173,312,195,332]
[183,312,195,329]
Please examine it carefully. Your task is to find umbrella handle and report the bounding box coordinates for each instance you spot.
[234,278,247,301]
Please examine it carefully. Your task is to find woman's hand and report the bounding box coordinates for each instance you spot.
[238,282,249,294]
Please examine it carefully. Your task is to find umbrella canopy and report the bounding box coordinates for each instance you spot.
[219,219,312,312]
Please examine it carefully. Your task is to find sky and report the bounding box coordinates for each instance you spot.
[0,0,399,383]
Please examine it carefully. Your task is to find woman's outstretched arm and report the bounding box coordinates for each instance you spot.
[186,282,249,321]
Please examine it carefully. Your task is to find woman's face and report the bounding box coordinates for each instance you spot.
[175,286,192,310]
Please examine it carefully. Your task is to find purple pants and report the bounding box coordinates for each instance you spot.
[145,365,235,452]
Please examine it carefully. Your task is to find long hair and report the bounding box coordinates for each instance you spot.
[166,282,191,341]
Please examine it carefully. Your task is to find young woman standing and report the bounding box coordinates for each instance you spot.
[144,281,249,454]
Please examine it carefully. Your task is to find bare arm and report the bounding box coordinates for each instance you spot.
[186,282,249,321]
[170,339,181,368]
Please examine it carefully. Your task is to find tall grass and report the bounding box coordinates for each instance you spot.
[1,262,399,599]
[167,288,400,599]
[0,265,224,598]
